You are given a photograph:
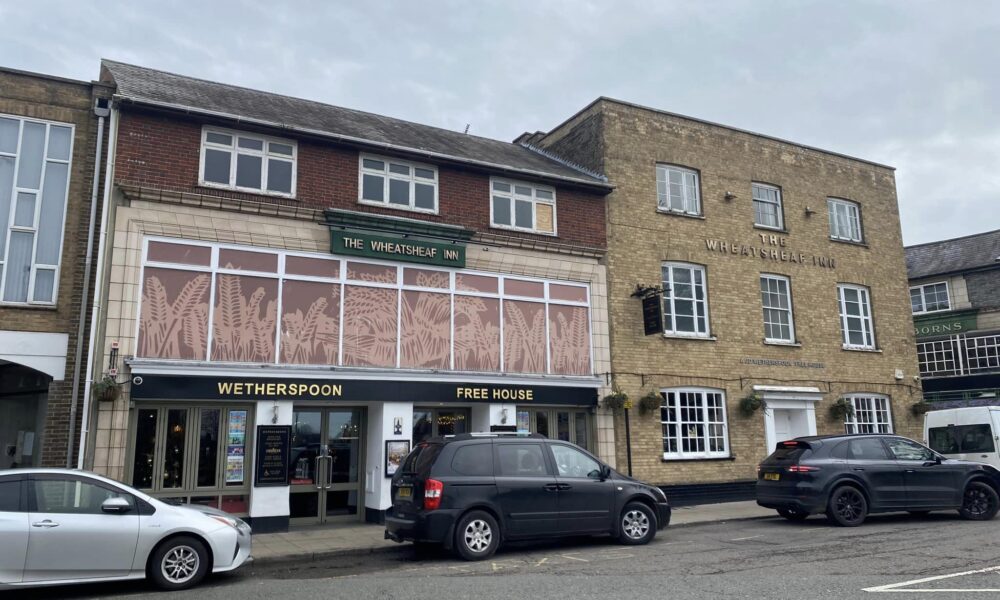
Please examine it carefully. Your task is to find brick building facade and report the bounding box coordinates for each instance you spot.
[0,68,111,469]
[530,98,922,503]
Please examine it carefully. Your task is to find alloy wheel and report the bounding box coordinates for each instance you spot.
[964,486,994,518]
[463,519,493,553]
[622,509,650,540]
[161,545,200,584]
[835,489,864,522]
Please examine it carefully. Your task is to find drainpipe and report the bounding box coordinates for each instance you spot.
[66,97,110,468]
[77,104,118,470]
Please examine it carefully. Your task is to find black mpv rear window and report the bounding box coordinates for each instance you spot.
[401,443,443,475]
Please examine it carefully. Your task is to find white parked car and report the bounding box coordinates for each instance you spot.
[0,469,251,591]
[925,406,1000,469]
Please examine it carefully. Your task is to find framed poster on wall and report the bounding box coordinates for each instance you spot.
[385,440,410,477]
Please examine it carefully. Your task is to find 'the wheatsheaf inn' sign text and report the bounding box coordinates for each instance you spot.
[704,233,836,269]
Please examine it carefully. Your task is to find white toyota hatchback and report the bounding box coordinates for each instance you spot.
[0,468,251,591]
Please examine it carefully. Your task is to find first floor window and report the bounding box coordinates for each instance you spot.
[910,282,950,314]
[656,164,701,216]
[661,262,710,336]
[837,284,876,349]
[1,114,73,305]
[760,274,795,342]
[843,394,893,434]
[661,388,729,459]
[490,178,556,234]
[360,154,437,212]
[752,183,783,229]
[200,127,296,196]
[828,198,862,242]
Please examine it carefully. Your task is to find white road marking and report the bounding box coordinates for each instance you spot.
[534,557,548,567]
[864,564,1000,593]
[730,535,764,541]
[560,553,590,562]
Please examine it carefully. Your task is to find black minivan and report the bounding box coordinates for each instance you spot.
[384,433,670,560]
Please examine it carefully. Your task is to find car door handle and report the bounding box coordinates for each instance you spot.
[905,469,915,473]
[544,483,560,491]
[558,484,572,491]
[852,468,865,472]
[31,520,59,528]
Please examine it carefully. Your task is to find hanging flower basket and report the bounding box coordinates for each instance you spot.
[602,389,629,414]
[92,375,121,403]
[829,397,855,421]
[739,392,765,418]
[911,401,934,416]
[637,391,663,415]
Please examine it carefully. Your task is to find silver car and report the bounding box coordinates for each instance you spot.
[0,468,251,591]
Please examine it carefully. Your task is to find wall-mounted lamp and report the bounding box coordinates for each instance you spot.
[724,191,737,201]
[804,206,816,216]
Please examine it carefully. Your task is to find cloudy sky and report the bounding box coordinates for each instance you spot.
[2,0,997,245]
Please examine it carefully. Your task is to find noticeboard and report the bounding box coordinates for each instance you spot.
[254,425,291,487]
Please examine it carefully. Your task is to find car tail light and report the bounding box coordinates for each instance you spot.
[788,465,820,473]
[424,479,443,511]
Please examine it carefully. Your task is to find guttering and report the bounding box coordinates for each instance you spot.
[77,105,118,469]
[66,97,109,467]
[113,94,613,192]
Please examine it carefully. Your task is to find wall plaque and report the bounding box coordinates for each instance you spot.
[254,425,291,487]
[331,230,465,267]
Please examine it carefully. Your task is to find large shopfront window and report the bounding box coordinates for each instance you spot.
[516,407,591,451]
[660,388,729,460]
[136,238,593,376]
[128,404,252,515]
[413,408,469,444]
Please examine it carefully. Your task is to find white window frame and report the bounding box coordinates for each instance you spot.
[910,281,950,315]
[752,182,783,230]
[828,198,862,242]
[843,394,893,434]
[661,262,710,338]
[660,387,730,460]
[656,164,701,216]
[358,153,439,214]
[760,274,795,343]
[837,283,876,350]
[198,127,297,198]
[0,114,74,306]
[489,177,557,236]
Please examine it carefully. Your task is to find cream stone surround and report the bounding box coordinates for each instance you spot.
[90,199,615,480]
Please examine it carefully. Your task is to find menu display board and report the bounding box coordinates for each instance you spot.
[254,425,291,487]
[226,410,247,484]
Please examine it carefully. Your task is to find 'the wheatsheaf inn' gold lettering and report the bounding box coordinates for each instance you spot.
[217,382,343,397]
[704,236,836,269]
[455,387,534,401]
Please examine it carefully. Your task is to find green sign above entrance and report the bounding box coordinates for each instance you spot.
[330,231,466,268]
[913,311,978,338]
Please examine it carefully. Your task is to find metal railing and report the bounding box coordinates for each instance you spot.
[918,330,1000,378]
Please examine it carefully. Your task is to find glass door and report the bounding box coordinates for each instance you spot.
[289,408,364,524]
[517,407,592,451]
[412,408,470,444]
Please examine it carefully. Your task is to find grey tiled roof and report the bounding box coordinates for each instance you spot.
[906,229,1000,280]
[101,60,609,190]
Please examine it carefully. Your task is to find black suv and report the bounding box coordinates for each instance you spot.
[384,433,670,560]
[757,434,1000,526]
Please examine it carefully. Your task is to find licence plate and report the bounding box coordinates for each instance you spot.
[397,486,412,498]
[764,472,780,481]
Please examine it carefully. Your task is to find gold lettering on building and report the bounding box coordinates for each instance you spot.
[704,237,835,269]
[216,381,343,398]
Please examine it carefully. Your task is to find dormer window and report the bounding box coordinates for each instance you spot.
[359,154,438,213]
[199,127,296,197]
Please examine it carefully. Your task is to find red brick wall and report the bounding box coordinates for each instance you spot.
[115,110,607,249]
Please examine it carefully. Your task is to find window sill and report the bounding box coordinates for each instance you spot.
[0,302,57,311]
[830,238,869,249]
[842,346,882,353]
[656,209,705,220]
[662,455,735,463]
[912,308,953,316]
[489,224,558,238]
[763,340,801,347]
[663,334,717,341]
[198,181,296,201]
[357,198,439,216]
[753,225,788,234]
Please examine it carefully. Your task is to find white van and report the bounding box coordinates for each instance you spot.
[924,406,1000,469]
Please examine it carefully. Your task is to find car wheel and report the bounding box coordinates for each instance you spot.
[454,511,500,561]
[777,508,809,521]
[618,502,657,545]
[959,481,1000,521]
[826,485,868,527]
[148,536,210,591]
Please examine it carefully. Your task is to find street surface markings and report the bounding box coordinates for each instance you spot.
[864,564,1000,593]
[729,535,764,541]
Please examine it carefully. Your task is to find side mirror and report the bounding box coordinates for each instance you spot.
[101,497,132,514]
[600,464,612,481]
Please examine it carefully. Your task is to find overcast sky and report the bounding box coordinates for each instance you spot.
[2,0,997,245]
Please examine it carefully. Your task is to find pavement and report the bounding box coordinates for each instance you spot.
[250,500,774,565]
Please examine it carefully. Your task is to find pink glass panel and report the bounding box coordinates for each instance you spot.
[147,241,211,266]
[454,296,500,372]
[137,267,211,360]
[218,248,278,273]
[221,495,249,515]
[280,280,341,365]
[211,274,278,363]
[504,279,544,298]
[342,285,398,367]
[549,284,589,304]
[455,273,498,294]
[285,255,340,279]
[548,305,591,375]
[503,300,547,373]
[347,261,397,283]
[400,291,451,369]
[403,268,449,289]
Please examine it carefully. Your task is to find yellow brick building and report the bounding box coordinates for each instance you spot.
[528,99,922,502]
